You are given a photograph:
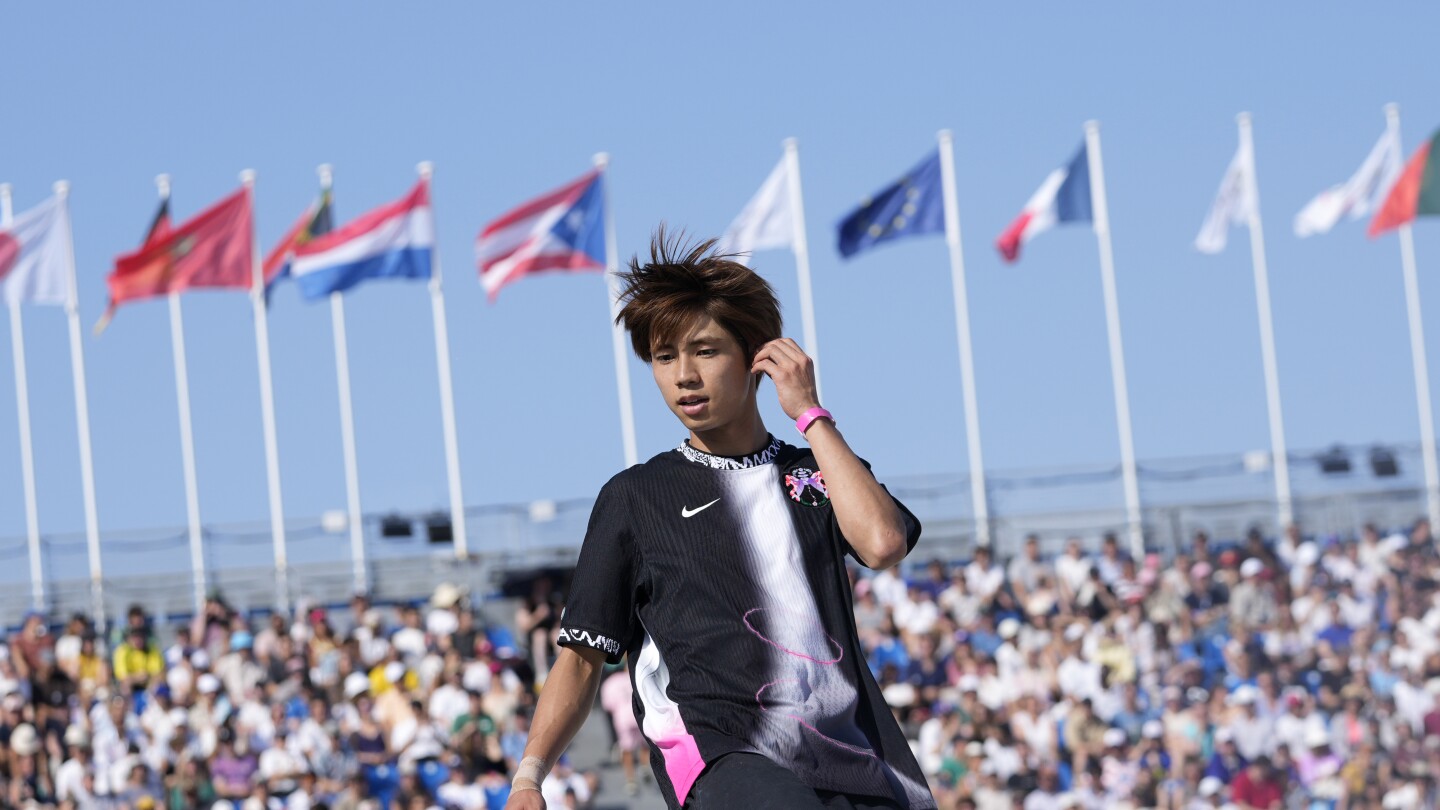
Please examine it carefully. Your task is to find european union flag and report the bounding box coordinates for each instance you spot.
[837,149,946,258]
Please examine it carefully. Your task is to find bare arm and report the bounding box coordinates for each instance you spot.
[505,645,610,809]
[752,338,910,570]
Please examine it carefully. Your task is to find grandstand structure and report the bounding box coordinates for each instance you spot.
[1,439,1427,628]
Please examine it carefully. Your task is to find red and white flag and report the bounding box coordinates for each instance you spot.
[0,193,75,307]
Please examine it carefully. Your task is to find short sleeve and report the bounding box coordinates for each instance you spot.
[557,476,639,664]
[832,458,923,568]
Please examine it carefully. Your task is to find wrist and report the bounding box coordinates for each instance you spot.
[795,406,834,436]
[512,755,549,793]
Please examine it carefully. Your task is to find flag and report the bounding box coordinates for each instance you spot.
[1370,129,1440,237]
[836,149,945,258]
[719,157,792,258]
[262,189,334,293]
[99,187,253,330]
[995,143,1091,262]
[289,180,432,301]
[1195,141,1258,254]
[1295,128,1401,237]
[475,169,606,301]
[0,194,75,306]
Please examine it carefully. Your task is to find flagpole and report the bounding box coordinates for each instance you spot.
[1387,103,1440,529]
[54,181,106,629]
[318,165,369,593]
[594,153,639,469]
[418,161,470,560]
[936,130,992,548]
[1237,113,1295,530]
[783,138,823,403]
[1,185,45,610]
[158,175,208,616]
[241,170,290,613]
[1082,122,1146,557]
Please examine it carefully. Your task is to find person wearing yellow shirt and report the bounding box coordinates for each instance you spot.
[112,626,162,690]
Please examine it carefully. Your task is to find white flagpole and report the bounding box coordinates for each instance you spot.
[319,166,368,593]
[54,181,106,628]
[936,130,991,547]
[1,185,45,610]
[1084,121,1145,559]
[157,175,208,615]
[594,153,639,469]
[241,170,290,612]
[1387,103,1440,529]
[783,138,823,403]
[418,161,470,560]
[1237,113,1295,529]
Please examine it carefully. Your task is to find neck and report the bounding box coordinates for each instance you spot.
[687,405,767,457]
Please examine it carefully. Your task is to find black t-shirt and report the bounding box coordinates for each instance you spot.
[558,436,935,809]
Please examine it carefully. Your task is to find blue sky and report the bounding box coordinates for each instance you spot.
[3,3,1439,570]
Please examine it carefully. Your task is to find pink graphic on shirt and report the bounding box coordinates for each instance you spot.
[755,677,879,759]
[743,607,843,664]
[654,731,706,802]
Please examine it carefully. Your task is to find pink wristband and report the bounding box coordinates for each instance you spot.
[795,407,834,435]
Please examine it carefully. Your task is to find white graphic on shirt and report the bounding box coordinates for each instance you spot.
[680,498,721,518]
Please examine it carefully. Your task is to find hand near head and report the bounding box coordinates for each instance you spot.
[751,338,820,421]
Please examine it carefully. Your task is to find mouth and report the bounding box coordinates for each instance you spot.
[677,395,709,417]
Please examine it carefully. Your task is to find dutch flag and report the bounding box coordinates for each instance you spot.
[289,179,434,301]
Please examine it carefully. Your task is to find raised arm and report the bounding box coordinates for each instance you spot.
[753,338,911,570]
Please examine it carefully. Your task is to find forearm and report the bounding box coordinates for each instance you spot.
[520,646,608,772]
[805,420,908,569]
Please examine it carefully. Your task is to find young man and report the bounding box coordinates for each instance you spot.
[506,234,934,810]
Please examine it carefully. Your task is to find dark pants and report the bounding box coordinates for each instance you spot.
[688,753,907,810]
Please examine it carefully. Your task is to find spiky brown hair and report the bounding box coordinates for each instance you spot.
[615,226,782,363]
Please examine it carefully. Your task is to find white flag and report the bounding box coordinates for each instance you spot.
[1195,141,1258,254]
[0,194,74,307]
[718,157,793,258]
[1294,128,1402,237]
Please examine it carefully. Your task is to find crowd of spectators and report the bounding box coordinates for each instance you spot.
[0,580,606,810]
[860,521,1440,809]
[4,516,1439,810]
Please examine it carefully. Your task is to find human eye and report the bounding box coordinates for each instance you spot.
[696,347,718,358]
[654,352,674,363]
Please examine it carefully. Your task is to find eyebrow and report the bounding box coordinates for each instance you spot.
[653,332,729,351]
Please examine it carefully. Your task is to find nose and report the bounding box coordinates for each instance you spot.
[675,354,700,388]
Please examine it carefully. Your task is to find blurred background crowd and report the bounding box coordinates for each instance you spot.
[3,519,1440,809]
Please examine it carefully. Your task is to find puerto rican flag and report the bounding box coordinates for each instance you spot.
[289,180,433,301]
[476,169,606,301]
[995,143,1092,263]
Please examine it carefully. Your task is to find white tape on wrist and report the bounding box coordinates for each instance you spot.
[512,755,549,793]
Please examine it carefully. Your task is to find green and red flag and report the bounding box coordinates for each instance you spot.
[262,188,333,291]
[97,187,253,332]
[1370,129,1440,236]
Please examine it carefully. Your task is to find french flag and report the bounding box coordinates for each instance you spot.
[290,180,433,301]
[476,169,606,301]
[995,143,1093,263]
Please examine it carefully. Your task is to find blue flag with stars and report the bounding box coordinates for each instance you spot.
[837,149,946,258]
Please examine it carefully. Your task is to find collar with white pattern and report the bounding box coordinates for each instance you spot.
[676,435,783,470]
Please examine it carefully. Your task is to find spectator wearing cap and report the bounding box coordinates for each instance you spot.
[55,723,94,806]
[1205,727,1247,784]
[215,630,263,705]
[1099,726,1138,799]
[1230,558,1275,630]
[1227,686,1274,762]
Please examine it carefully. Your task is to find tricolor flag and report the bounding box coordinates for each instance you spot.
[719,156,794,258]
[475,169,606,301]
[263,188,334,292]
[0,193,75,307]
[1295,128,1401,237]
[99,187,253,330]
[995,144,1091,263]
[1371,129,1440,237]
[289,180,433,301]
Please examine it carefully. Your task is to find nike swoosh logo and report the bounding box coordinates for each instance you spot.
[681,498,721,518]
